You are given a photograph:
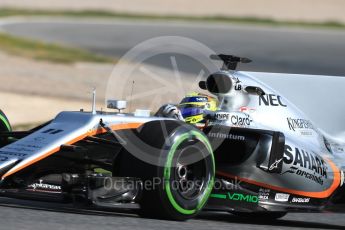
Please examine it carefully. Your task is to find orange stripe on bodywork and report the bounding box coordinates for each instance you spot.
[216,158,341,199]
[1,122,143,180]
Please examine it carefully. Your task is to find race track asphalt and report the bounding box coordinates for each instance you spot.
[1,19,345,229]
[0,197,344,230]
[2,19,345,76]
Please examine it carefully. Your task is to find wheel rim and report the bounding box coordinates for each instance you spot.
[172,145,208,200]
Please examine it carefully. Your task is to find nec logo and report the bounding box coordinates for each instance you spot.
[259,94,287,107]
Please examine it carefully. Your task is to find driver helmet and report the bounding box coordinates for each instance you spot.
[178,92,218,124]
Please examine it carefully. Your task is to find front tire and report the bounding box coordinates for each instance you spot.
[0,110,11,132]
[117,120,215,220]
[0,110,11,146]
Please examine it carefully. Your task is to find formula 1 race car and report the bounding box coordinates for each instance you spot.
[0,54,344,221]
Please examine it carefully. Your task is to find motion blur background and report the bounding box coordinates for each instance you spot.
[1,1,345,229]
[0,0,344,133]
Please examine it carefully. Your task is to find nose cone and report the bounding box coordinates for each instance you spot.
[0,158,19,177]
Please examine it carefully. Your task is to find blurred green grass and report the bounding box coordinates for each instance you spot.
[0,8,344,29]
[0,8,343,63]
[0,32,115,63]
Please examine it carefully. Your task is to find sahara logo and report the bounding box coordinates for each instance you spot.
[281,145,328,185]
[259,94,287,107]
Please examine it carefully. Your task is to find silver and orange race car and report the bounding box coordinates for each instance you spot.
[0,54,344,221]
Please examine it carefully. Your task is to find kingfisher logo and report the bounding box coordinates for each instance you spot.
[287,118,314,132]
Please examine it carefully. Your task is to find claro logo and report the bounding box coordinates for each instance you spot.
[259,94,287,107]
[214,112,252,126]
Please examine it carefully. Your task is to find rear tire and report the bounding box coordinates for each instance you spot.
[116,120,215,220]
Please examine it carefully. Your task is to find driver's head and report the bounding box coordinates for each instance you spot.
[178,92,218,124]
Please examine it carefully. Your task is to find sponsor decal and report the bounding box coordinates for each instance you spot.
[239,106,256,113]
[232,77,242,91]
[42,129,64,135]
[208,132,245,141]
[287,118,314,135]
[336,147,345,153]
[291,197,310,203]
[269,158,283,171]
[195,97,208,102]
[33,137,46,142]
[210,192,258,203]
[323,136,333,153]
[230,114,253,126]
[215,112,231,121]
[324,138,345,154]
[27,179,62,193]
[227,192,258,203]
[275,193,290,202]
[282,145,328,185]
[259,94,287,107]
[0,150,27,157]
[258,188,270,201]
[214,112,253,127]
[0,155,8,161]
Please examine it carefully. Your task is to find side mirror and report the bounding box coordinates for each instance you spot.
[245,86,265,96]
[107,100,127,112]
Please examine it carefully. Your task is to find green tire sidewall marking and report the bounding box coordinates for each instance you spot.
[164,130,215,215]
[0,114,11,131]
